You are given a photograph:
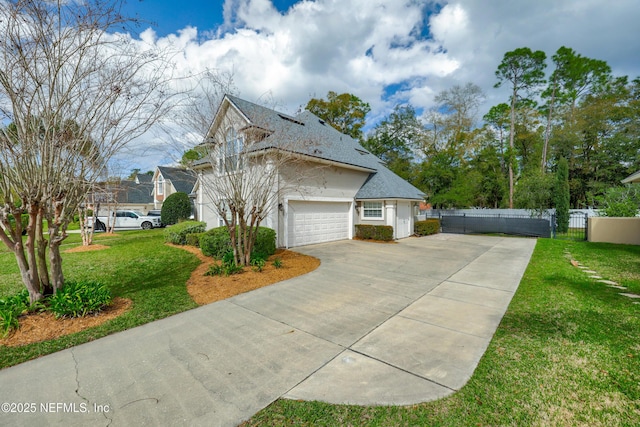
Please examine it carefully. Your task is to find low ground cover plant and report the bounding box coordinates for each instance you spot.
[48,280,112,318]
[1,281,111,335]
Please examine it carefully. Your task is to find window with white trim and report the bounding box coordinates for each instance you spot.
[222,128,243,172]
[156,175,164,195]
[362,201,383,219]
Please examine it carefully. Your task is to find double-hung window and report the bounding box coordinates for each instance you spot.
[156,175,164,195]
[222,128,243,172]
[362,201,383,219]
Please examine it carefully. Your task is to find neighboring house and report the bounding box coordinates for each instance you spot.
[152,166,197,210]
[193,94,424,248]
[622,170,640,184]
[88,179,154,214]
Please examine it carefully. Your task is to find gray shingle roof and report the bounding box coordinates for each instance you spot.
[218,95,424,201]
[117,181,153,204]
[157,166,197,194]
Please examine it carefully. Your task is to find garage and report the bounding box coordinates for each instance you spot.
[287,201,351,247]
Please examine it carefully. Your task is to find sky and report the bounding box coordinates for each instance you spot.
[113,0,640,173]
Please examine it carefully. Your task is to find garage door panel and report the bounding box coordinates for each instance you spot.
[288,201,350,247]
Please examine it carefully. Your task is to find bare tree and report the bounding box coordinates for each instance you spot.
[162,69,237,166]
[198,98,326,266]
[0,0,178,302]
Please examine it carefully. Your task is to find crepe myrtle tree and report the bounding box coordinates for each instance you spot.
[0,0,178,303]
[199,102,326,266]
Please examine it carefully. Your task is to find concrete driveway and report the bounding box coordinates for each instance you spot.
[0,234,536,426]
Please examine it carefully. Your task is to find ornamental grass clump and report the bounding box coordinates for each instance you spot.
[48,280,112,318]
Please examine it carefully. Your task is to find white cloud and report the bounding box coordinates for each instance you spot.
[116,0,640,172]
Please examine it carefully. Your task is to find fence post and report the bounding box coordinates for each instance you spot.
[584,213,589,241]
[551,213,556,238]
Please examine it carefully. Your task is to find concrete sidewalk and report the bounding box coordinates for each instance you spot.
[0,234,536,426]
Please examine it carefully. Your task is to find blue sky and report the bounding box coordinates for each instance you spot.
[111,0,640,172]
[121,0,297,36]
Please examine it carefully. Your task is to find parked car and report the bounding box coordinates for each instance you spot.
[146,210,165,227]
[89,210,162,230]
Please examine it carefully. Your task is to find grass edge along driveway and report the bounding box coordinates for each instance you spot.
[243,238,640,427]
[0,229,200,369]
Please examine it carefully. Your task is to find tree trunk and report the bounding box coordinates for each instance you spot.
[508,89,517,209]
[48,230,65,294]
[35,206,52,295]
[14,241,43,303]
[542,76,557,173]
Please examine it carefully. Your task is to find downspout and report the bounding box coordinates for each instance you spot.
[284,197,289,249]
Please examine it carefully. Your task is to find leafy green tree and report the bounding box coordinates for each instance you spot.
[161,192,192,226]
[597,186,640,217]
[483,103,511,174]
[495,47,547,208]
[541,46,612,171]
[514,169,553,215]
[180,146,207,167]
[363,105,422,180]
[305,91,371,140]
[554,157,570,232]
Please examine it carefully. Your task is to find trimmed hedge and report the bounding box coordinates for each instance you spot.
[415,219,440,236]
[163,221,206,245]
[355,224,394,241]
[200,226,277,259]
[185,232,205,247]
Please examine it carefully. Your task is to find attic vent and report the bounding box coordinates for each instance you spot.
[355,149,369,155]
[318,119,326,125]
[278,114,305,126]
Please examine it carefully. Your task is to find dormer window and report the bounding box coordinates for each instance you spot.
[156,175,164,195]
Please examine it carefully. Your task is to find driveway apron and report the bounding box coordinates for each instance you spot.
[0,234,536,426]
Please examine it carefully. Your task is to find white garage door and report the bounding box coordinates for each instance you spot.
[288,201,350,247]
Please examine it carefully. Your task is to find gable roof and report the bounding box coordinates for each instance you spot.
[157,166,197,194]
[207,95,424,201]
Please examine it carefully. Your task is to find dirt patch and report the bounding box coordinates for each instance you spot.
[64,244,110,253]
[0,297,132,347]
[170,244,321,305]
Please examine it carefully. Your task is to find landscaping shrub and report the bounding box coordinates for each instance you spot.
[272,257,283,269]
[0,289,30,337]
[355,224,394,241]
[415,219,440,236]
[200,226,276,259]
[163,221,206,245]
[199,227,232,258]
[253,227,276,257]
[160,192,192,226]
[185,232,205,247]
[48,280,112,319]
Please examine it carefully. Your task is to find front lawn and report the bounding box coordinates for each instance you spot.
[243,239,640,426]
[0,229,200,369]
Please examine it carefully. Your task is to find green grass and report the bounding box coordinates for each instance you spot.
[243,239,640,426]
[0,229,200,368]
